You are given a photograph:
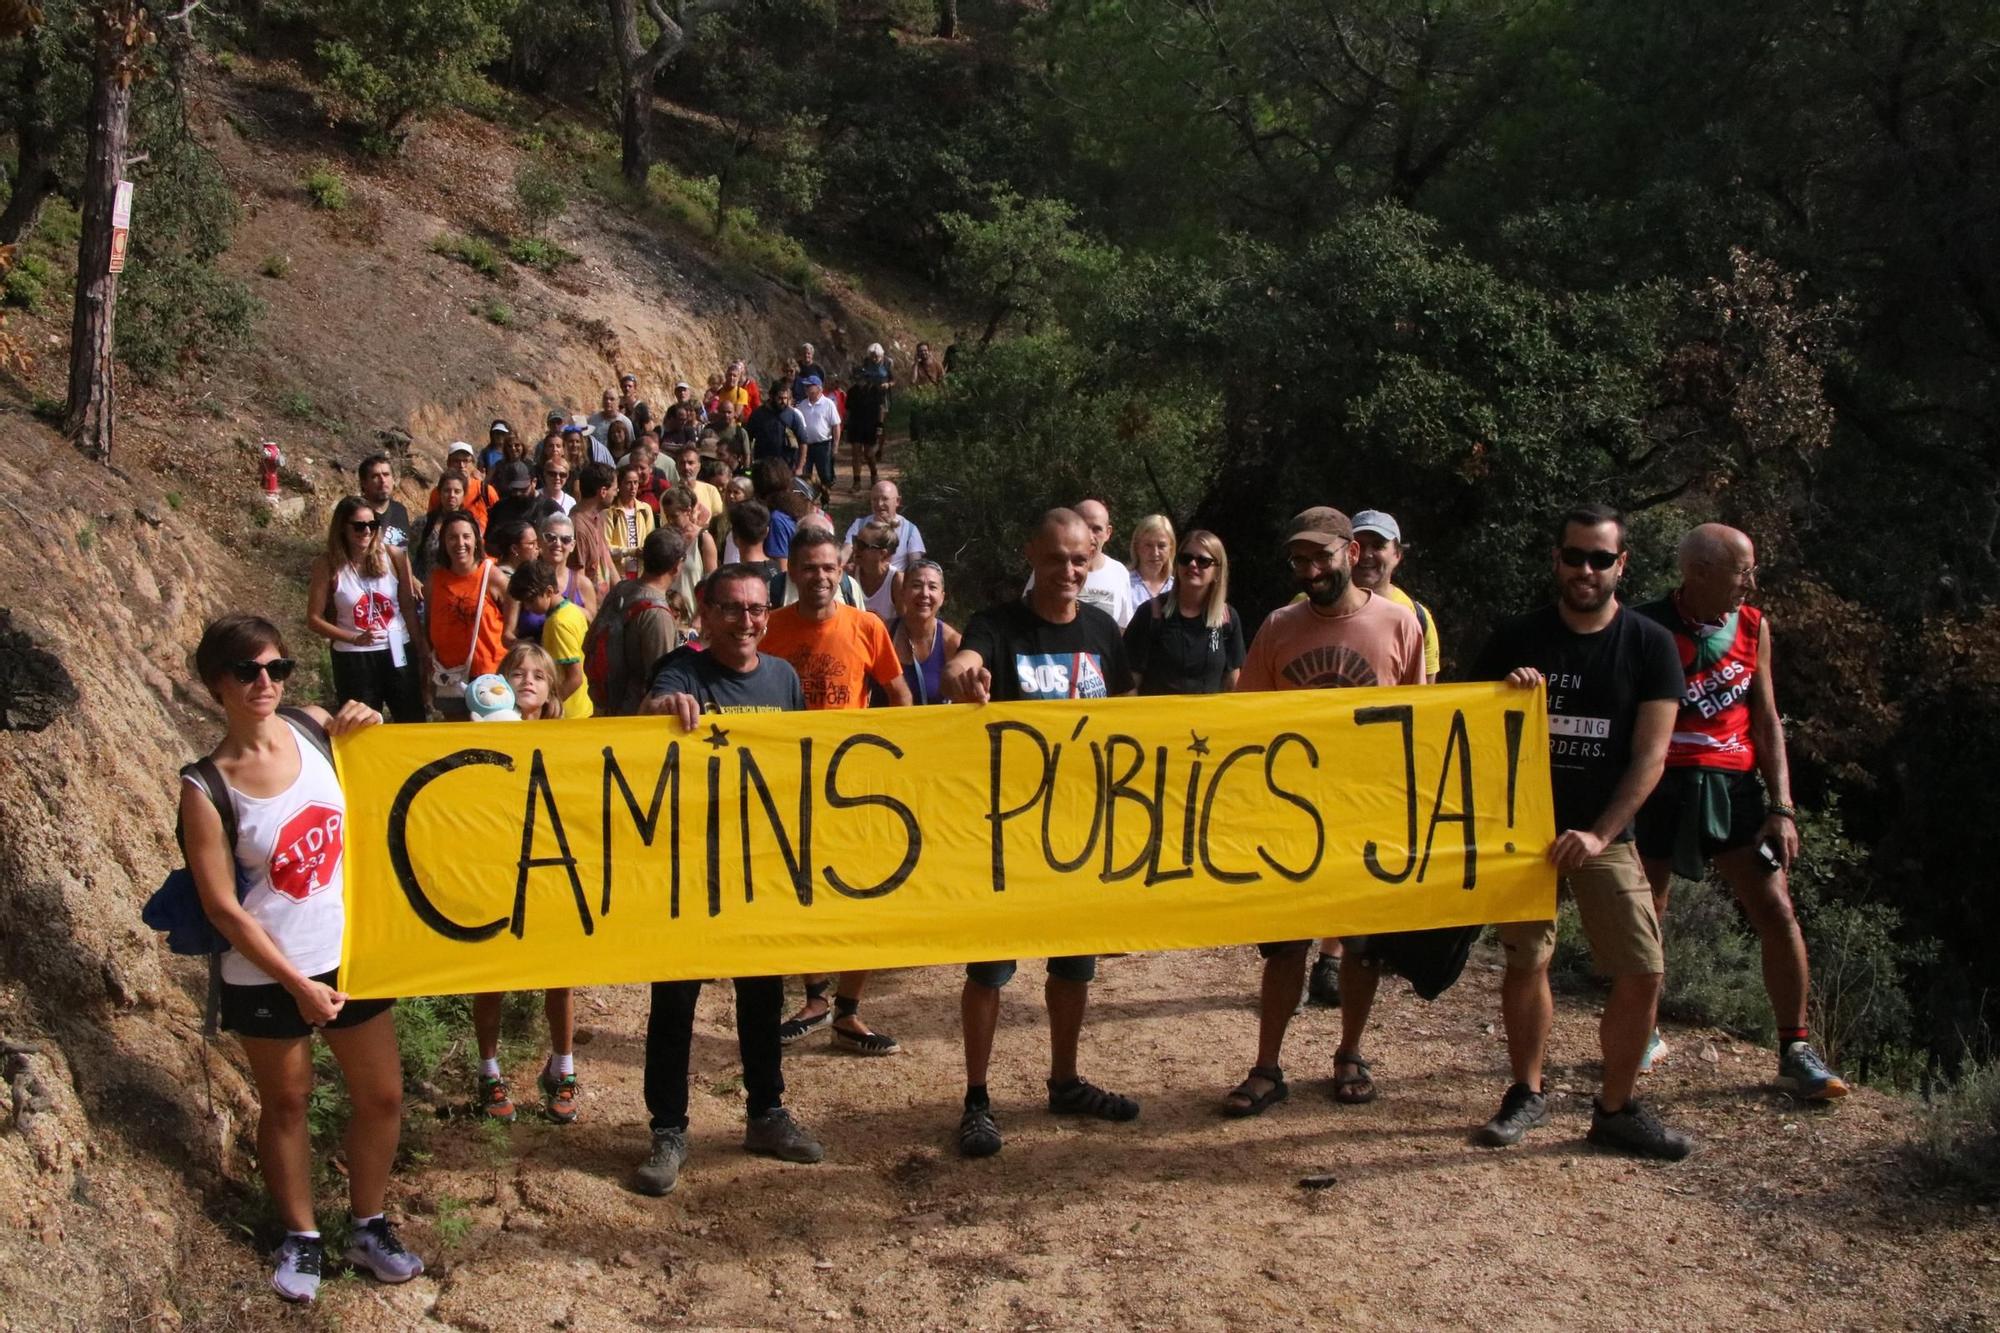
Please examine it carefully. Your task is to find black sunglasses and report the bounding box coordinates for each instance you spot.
[857,540,896,552]
[1176,552,1217,569]
[229,658,296,684]
[1559,546,1621,571]
[349,519,381,533]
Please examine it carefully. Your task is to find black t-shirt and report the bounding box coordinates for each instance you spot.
[1469,603,1682,837]
[649,647,804,713]
[376,498,413,552]
[1122,597,1246,696]
[962,600,1133,700]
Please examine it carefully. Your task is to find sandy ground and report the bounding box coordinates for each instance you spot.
[200,942,2000,1333]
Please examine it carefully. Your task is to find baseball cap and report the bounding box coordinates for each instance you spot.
[620,372,638,385]
[1284,506,1354,549]
[674,380,690,391]
[489,419,512,435]
[1351,509,1402,543]
[867,342,884,356]
[797,374,822,388]
[560,424,584,436]
[446,441,475,460]
[490,459,535,494]
[545,409,566,425]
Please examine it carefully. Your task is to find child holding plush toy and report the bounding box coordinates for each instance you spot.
[469,642,579,1125]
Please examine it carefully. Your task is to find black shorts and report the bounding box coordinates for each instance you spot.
[847,416,882,447]
[219,968,395,1040]
[1257,937,1377,961]
[1634,768,1766,862]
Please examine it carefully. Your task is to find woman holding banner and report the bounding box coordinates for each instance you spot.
[176,614,423,1304]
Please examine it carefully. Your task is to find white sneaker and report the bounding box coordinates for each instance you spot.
[270,1234,323,1303]
[1639,1029,1669,1074]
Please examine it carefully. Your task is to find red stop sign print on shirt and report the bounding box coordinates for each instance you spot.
[352,591,396,633]
[270,803,344,901]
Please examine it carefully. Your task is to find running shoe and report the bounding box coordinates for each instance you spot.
[1776,1042,1851,1100]
[1476,1082,1549,1147]
[744,1107,824,1163]
[270,1234,323,1304]
[634,1127,688,1197]
[539,1066,580,1124]
[1307,953,1341,1008]
[1587,1098,1692,1161]
[1639,1029,1669,1074]
[478,1074,516,1124]
[344,1218,424,1284]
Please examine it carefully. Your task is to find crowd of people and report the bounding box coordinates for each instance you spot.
[176,344,1850,1304]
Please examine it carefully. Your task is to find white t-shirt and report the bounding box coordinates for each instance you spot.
[795,395,842,444]
[1027,557,1137,627]
[842,515,927,573]
[199,722,349,986]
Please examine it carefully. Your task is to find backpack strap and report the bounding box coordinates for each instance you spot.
[276,706,334,766]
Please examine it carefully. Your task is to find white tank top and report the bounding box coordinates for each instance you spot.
[196,722,350,987]
[862,570,897,622]
[331,563,409,653]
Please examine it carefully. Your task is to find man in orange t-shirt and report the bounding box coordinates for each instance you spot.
[758,525,911,1054]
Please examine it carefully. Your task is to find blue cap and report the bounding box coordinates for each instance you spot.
[797,374,822,388]
[1352,510,1402,543]
[560,424,584,435]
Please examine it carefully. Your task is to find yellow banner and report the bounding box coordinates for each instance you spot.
[335,683,1556,999]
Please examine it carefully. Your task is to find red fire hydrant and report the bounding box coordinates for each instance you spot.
[260,441,283,499]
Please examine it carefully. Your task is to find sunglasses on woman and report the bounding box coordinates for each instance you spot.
[349,519,381,533]
[1176,552,1217,569]
[228,658,297,684]
[1559,547,1621,571]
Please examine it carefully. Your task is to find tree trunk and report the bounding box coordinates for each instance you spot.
[935,0,956,39]
[0,34,55,244]
[64,3,140,462]
[619,77,653,189]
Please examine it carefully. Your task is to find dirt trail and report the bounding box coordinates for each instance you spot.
[259,945,1995,1332]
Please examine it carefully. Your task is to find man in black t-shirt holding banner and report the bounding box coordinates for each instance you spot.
[942,509,1141,1160]
[1470,504,1692,1161]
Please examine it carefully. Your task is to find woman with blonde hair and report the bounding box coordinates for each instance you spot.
[307,495,426,721]
[1128,513,1176,604]
[1121,528,1244,695]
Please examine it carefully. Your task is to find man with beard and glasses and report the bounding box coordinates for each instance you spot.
[1223,507,1425,1117]
[1470,503,1691,1160]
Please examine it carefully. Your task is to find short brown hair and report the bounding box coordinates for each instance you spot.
[194,613,287,696]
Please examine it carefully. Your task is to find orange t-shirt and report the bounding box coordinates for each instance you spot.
[427,559,506,677]
[428,479,499,529]
[759,603,902,710]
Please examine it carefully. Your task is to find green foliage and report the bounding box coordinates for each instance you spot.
[302,161,350,211]
[513,159,566,235]
[298,0,512,146]
[1913,1059,2000,1198]
[279,390,317,419]
[259,254,292,279]
[481,298,513,326]
[433,1193,473,1247]
[939,190,1113,344]
[506,236,577,272]
[164,491,184,511]
[431,231,502,276]
[3,251,54,311]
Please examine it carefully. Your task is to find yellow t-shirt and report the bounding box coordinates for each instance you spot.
[1382,583,1441,680]
[541,600,594,719]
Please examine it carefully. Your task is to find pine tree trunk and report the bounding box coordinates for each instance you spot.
[64,4,139,462]
[0,35,55,244]
[936,0,957,39]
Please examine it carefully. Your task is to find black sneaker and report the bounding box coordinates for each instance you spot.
[1307,953,1341,1008]
[1476,1082,1549,1147]
[1587,1098,1692,1161]
[958,1103,1002,1158]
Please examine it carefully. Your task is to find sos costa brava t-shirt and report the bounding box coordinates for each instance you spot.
[961,600,1133,701]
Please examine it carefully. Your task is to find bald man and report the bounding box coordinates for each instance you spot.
[1023,498,1136,627]
[840,480,926,572]
[1632,524,1848,1100]
[942,508,1140,1158]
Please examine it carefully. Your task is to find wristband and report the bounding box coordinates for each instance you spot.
[1766,804,1796,821]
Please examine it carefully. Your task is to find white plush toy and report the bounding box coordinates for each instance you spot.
[467,673,521,722]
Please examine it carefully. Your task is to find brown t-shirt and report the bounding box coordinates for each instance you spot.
[759,603,902,710]
[1237,591,1425,692]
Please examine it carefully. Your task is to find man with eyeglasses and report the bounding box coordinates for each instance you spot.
[1630,524,1847,1100]
[1470,503,1691,1160]
[631,564,826,1196]
[1222,507,1425,1120]
[840,480,926,571]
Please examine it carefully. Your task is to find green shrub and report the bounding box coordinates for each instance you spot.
[507,236,577,272]
[432,231,502,277]
[117,124,259,383]
[259,254,292,279]
[279,390,317,420]
[513,159,566,236]
[306,0,510,148]
[482,299,512,326]
[302,162,350,211]
[3,253,52,311]
[1913,1059,2000,1197]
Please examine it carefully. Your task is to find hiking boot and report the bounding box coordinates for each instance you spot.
[478,1074,516,1124]
[958,1103,1003,1158]
[1307,953,1341,1008]
[1587,1098,1692,1161]
[1476,1082,1549,1147]
[270,1234,323,1304]
[1639,1029,1668,1074]
[1776,1041,1850,1101]
[634,1127,689,1196]
[539,1066,580,1124]
[744,1107,824,1163]
[344,1218,424,1284]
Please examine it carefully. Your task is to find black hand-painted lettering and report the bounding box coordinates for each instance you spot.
[822,734,920,899]
[515,749,592,938]
[1503,709,1523,828]
[1258,733,1324,882]
[1416,709,1477,889]
[601,742,681,918]
[1099,734,1155,883]
[740,740,813,907]
[1198,743,1266,884]
[1144,746,1196,886]
[705,753,723,917]
[985,721,1052,894]
[388,748,514,942]
[1041,734,1106,874]
[1354,705,1417,884]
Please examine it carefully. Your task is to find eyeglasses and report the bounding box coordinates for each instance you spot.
[228,658,296,684]
[1176,552,1217,570]
[1559,547,1622,571]
[1287,550,1339,571]
[711,602,770,619]
[349,519,381,533]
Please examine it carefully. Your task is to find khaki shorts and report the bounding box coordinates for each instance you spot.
[1496,840,1663,977]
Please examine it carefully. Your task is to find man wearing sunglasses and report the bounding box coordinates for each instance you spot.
[631,565,826,1196]
[1632,525,1847,1101]
[1470,503,1690,1160]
